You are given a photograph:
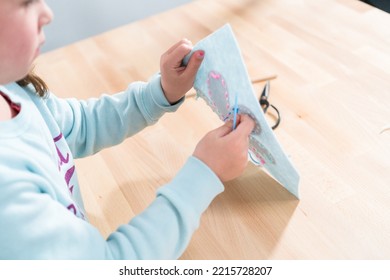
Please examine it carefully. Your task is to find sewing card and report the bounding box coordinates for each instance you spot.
[183,24,300,198]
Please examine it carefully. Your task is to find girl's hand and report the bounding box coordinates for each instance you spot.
[193,115,255,182]
[160,39,205,104]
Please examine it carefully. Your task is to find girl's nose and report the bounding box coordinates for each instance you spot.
[40,1,54,28]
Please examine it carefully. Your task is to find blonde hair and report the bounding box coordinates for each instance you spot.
[17,71,48,97]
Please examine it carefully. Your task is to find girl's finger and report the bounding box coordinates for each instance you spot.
[166,38,192,55]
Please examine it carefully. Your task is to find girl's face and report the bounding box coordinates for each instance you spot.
[0,0,53,84]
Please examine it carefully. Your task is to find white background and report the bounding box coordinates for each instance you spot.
[43,0,193,52]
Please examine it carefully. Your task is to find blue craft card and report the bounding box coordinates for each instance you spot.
[184,24,300,198]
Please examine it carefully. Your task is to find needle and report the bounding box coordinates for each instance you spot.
[232,93,238,130]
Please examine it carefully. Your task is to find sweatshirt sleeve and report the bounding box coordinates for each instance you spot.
[45,73,183,158]
[106,157,224,259]
[0,156,223,259]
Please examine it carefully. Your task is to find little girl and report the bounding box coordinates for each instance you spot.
[0,0,254,259]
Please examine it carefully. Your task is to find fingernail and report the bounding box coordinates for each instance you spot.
[197,50,205,59]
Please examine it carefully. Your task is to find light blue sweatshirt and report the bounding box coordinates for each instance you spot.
[0,74,223,259]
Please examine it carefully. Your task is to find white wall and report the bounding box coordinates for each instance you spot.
[43,0,193,52]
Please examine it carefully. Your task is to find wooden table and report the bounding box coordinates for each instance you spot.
[36,0,390,259]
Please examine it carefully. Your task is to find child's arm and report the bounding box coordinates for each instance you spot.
[105,115,255,259]
[45,73,179,158]
[46,40,203,158]
[0,114,253,259]
[0,151,222,259]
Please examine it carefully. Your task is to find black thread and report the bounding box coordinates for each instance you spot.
[259,81,281,130]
